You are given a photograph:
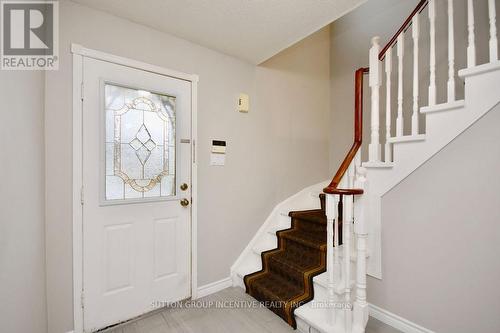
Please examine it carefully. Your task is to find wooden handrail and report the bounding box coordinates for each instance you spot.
[323,68,367,195]
[379,0,428,60]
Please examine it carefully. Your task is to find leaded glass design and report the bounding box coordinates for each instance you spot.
[105,84,176,201]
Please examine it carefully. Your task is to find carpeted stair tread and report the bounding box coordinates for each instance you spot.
[269,250,321,272]
[288,210,326,225]
[267,251,321,284]
[249,272,304,303]
[278,229,326,251]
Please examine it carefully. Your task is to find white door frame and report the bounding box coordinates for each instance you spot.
[71,44,199,333]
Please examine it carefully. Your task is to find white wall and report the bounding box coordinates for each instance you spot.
[370,103,500,333]
[0,72,47,332]
[44,1,331,332]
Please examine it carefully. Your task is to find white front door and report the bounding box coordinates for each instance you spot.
[81,57,192,332]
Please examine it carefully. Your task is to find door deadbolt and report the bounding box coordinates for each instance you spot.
[180,198,190,207]
[180,183,188,191]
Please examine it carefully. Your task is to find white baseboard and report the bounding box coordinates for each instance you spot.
[369,303,435,333]
[196,277,232,299]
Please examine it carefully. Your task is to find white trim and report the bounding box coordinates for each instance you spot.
[387,134,426,143]
[190,74,199,300]
[458,60,500,78]
[72,52,84,333]
[71,44,198,333]
[71,44,199,83]
[362,161,394,168]
[296,302,436,333]
[196,277,232,299]
[369,303,436,333]
[420,100,465,114]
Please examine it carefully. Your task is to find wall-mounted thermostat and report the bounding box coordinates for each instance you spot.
[238,93,249,113]
[211,140,226,166]
[211,140,226,154]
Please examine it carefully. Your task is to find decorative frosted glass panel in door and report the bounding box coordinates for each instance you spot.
[105,84,176,201]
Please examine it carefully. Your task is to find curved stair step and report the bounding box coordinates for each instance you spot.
[268,250,324,285]
[289,210,326,225]
[248,272,303,303]
[278,229,326,251]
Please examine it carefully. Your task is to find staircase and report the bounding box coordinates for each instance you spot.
[244,194,329,328]
[232,1,500,332]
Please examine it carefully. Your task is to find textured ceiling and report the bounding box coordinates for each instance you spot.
[71,0,365,64]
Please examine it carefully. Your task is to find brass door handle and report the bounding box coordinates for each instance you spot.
[180,183,188,191]
[180,198,190,207]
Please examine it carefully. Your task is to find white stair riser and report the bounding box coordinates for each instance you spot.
[233,254,262,288]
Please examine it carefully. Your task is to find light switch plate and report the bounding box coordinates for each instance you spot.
[238,93,249,113]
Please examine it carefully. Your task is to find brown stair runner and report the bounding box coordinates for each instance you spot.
[244,194,341,328]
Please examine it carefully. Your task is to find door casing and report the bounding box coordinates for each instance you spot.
[71,44,199,333]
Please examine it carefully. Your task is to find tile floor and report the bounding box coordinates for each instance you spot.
[101,287,401,333]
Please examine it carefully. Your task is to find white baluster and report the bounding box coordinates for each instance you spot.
[428,0,437,106]
[384,49,392,162]
[353,151,362,262]
[396,34,404,137]
[334,194,342,324]
[352,161,367,333]
[354,150,362,175]
[467,0,476,68]
[325,194,337,325]
[334,195,341,281]
[369,37,382,162]
[344,195,353,333]
[489,0,498,62]
[354,233,368,329]
[347,161,356,258]
[447,0,456,102]
[412,15,420,136]
[339,176,347,189]
[348,160,355,189]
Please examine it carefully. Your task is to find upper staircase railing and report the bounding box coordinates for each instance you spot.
[378,0,428,60]
[368,0,498,166]
[321,0,498,332]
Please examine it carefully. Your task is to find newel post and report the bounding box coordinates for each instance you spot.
[325,193,338,325]
[352,167,369,333]
[369,37,382,163]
